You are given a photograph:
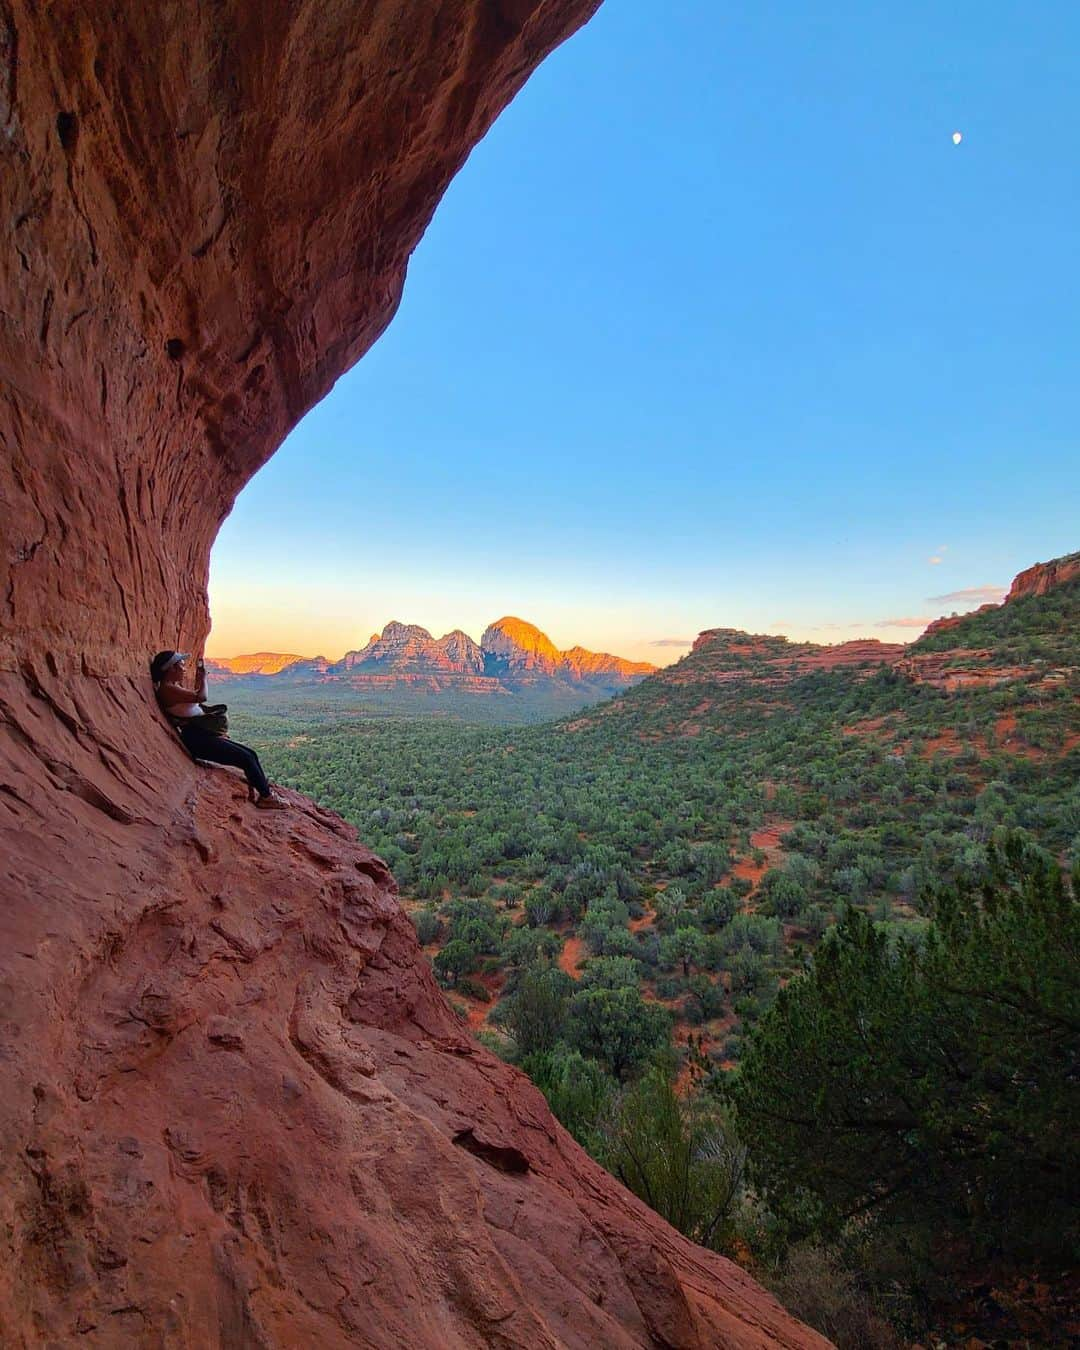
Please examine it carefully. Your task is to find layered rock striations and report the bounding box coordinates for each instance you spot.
[669,630,906,689]
[1006,550,1080,602]
[336,622,487,676]
[0,2,824,1346]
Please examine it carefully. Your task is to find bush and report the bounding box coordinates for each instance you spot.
[566,984,671,1081]
[721,914,782,957]
[523,889,559,928]
[659,925,705,975]
[501,965,573,1056]
[456,976,491,1002]
[798,903,830,939]
[433,938,476,986]
[684,973,725,1023]
[578,955,640,991]
[599,1066,746,1254]
[523,1048,615,1149]
[700,889,737,929]
[412,908,442,945]
[729,945,767,994]
[758,869,806,919]
[503,925,560,969]
[765,1246,900,1350]
[490,882,521,910]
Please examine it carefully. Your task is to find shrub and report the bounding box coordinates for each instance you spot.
[433,939,477,986]
[523,1048,615,1149]
[566,985,671,1081]
[765,1246,901,1350]
[501,965,573,1056]
[759,869,806,919]
[599,1067,746,1254]
[578,955,640,991]
[721,914,782,957]
[411,908,442,945]
[798,903,830,939]
[660,926,705,975]
[523,889,559,928]
[700,889,737,929]
[729,946,767,994]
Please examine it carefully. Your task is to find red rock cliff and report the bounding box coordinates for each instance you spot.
[1006,551,1080,602]
[0,3,825,1345]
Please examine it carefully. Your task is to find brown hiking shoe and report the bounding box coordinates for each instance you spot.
[255,793,288,810]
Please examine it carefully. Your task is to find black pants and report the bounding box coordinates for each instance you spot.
[178,722,271,798]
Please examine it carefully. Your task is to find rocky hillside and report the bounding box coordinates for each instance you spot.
[1007,549,1080,601]
[0,2,823,1345]
[586,552,1078,739]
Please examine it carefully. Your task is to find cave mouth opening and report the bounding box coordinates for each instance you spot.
[201,0,1078,675]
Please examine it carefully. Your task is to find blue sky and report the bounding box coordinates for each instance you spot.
[209,0,1079,663]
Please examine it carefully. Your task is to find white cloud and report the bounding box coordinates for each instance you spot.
[878,615,933,629]
[926,585,1005,607]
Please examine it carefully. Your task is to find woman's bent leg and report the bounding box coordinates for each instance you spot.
[179,728,271,798]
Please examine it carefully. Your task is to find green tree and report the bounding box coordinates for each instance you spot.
[503,925,560,970]
[522,1048,615,1149]
[433,938,476,987]
[523,889,558,928]
[684,973,724,1022]
[759,869,806,919]
[411,907,441,945]
[655,886,688,926]
[578,955,640,991]
[729,837,1079,1259]
[502,965,573,1056]
[660,925,705,976]
[700,889,737,929]
[566,985,671,1081]
[523,1047,615,1144]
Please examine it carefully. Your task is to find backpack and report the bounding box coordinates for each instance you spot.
[196,703,229,735]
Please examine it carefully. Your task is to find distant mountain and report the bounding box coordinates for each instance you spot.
[205,617,656,710]
[205,652,329,676]
[481,616,656,685]
[335,623,485,676]
[481,616,562,677]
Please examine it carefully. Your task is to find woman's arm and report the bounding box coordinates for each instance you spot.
[194,659,208,701]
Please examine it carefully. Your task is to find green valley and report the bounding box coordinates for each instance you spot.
[225,555,1079,1347]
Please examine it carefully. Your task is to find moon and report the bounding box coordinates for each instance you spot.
[952,131,963,145]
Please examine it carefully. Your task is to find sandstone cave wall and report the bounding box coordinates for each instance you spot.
[0,4,829,1345]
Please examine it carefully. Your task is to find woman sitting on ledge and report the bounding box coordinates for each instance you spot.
[151,650,287,810]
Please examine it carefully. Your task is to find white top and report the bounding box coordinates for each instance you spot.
[169,701,203,719]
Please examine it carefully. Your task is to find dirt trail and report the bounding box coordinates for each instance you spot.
[559,933,586,978]
[731,822,791,892]
[462,970,504,1030]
